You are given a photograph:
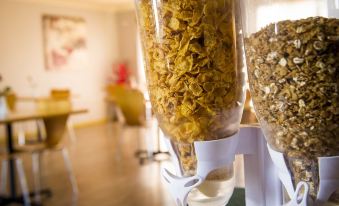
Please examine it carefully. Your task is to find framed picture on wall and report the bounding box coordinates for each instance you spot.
[42,15,87,70]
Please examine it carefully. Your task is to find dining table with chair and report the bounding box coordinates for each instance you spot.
[0,107,87,206]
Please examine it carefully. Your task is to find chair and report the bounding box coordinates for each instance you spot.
[0,94,30,204]
[106,85,148,161]
[50,89,77,143]
[106,85,169,164]
[49,89,72,111]
[5,92,17,112]
[34,89,77,143]
[14,114,78,204]
[3,92,38,146]
[0,154,31,206]
[106,85,146,126]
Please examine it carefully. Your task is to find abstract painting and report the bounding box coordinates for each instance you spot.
[43,15,87,70]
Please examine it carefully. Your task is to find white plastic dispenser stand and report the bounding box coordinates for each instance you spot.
[162,132,239,206]
[316,156,339,205]
[267,139,339,206]
[236,126,282,206]
[162,126,283,206]
[328,0,339,18]
[161,126,339,206]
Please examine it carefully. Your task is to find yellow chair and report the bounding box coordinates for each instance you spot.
[15,114,78,204]
[5,92,17,112]
[106,85,169,164]
[14,89,78,203]
[106,85,145,126]
[0,154,31,205]
[36,89,72,113]
[50,89,71,100]
[106,85,150,163]
[35,89,76,143]
[1,91,29,200]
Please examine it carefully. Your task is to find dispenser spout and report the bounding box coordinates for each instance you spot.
[284,182,312,206]
[161,132,239,206]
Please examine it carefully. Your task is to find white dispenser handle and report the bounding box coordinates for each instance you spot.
[267,144,295,198]
[284,182,311,206]
[268,144,339,206]
[161,168,203,206]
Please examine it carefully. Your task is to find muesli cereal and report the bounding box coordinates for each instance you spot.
[245,17,339,197]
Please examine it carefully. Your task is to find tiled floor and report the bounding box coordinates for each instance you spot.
[3,123,245,206]
[1,123,171,206]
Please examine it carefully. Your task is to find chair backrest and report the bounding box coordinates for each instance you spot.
[50,89,71,100]
[106,85,145,126]
[5,92,17,111]
[43,115,69,147]
[33,89,71,147]
[36,89,72,112]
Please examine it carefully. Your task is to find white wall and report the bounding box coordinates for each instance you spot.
[115,11,137,80]
[0,0,119,124]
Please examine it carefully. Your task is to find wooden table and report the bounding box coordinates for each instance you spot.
[0,108,87,205]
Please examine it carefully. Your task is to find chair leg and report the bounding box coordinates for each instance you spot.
[108,122,122,161]
[135,128,144,156]
[32,152,42,203]
[67,120,77,143]
[1,160,8,194]
[61,148,78,197]
[37,120,46,142]
[18,129,26,146]
[15,158,31,206]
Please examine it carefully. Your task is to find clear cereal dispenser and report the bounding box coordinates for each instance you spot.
[135,0,245,205]
[240,0,339,205]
